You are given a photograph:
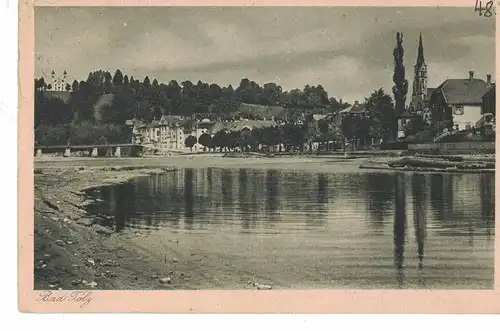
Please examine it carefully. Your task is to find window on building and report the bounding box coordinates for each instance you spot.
[453,106,464,115]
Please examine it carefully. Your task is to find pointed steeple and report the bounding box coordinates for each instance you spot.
[410,33,429,112]
[416,33,425,68]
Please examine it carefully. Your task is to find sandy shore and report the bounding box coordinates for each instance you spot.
[35,154,363,169]
[34,164,195,290]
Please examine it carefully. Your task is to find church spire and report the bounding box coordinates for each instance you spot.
[410,33,428,112]
[416,33,425,68]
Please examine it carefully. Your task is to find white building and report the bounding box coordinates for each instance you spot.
[429,71,493,131]
[48,70,70,92]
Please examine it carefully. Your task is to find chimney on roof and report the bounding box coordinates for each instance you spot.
[469,71,474,81]
[487,74,492,84]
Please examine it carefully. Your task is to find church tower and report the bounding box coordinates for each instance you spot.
[50,70,56,90]
[410,33,428,112]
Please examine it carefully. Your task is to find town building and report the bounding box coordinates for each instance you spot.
[128,114,282,153]
[337,101,383,147]
[478,84,496,133]
[127,101,341,153]
[338,101,366,117]
[428,71,493,131]
[158,116,198,151]
[481,83,496,116]
[397,111,417,139]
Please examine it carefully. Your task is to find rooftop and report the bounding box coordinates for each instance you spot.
[482,84,496,99]
[435,73,492,105]
[339,102,366,114]
[210,119,277,133]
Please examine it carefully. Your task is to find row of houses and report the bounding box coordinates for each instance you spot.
[126,115,290,152]
[125,107,338,152]
[337,71,496,140]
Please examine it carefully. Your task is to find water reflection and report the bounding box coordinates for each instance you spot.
[265,169,280,213]
[85,170,495,235]
[317,174,328,204]
[184,169,195,227]
[365,173,395,230]
[412,174,427,270]
[393,173,407,287]
[481,174,495,238]
[114,183,135,232]
[83,168,494,288]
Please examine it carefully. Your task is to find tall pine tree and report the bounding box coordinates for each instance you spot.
[392,32,409,141]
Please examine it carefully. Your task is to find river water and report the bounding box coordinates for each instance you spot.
[84,166,495,289]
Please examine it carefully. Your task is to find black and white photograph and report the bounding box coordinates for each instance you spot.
[33,6,495,292]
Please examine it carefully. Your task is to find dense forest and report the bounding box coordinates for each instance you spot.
[34,69,354,146]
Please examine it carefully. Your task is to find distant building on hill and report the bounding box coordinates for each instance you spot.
[47,70,71,92]
[37,70,73,102]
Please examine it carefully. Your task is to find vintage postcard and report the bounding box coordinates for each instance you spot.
[19,0,499,313]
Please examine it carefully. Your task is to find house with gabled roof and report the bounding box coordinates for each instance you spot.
[428,71,493,131]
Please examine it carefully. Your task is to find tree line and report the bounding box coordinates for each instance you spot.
[35,69,351,146]
[179,87,398,153]
[185,116,340,153]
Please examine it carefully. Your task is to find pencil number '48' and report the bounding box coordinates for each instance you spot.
[475,0,494,17]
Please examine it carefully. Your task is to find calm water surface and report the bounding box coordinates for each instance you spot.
[84,168,495,289]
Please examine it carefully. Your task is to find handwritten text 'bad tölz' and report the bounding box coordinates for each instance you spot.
[37,290,94,308]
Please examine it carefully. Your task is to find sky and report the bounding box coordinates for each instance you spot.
[35,6,495,104]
